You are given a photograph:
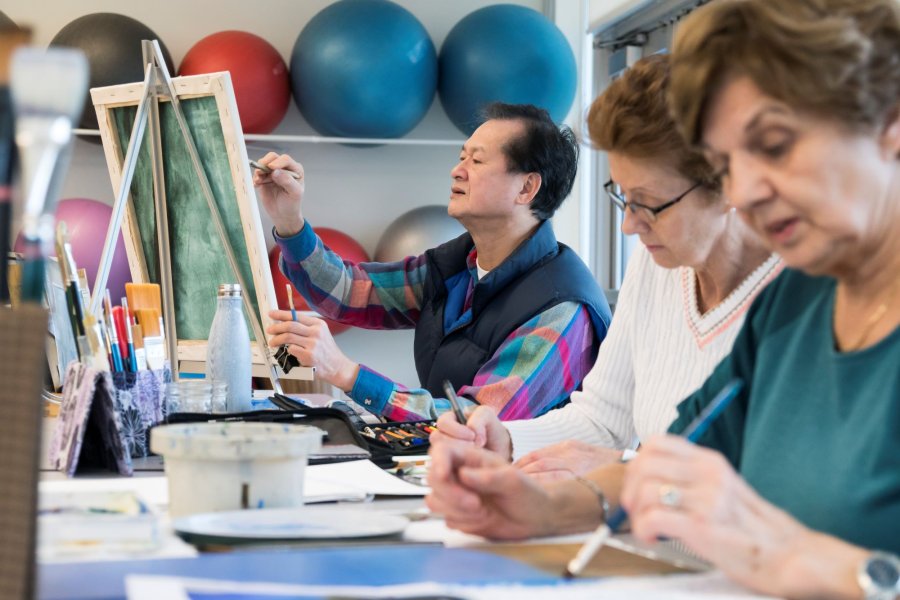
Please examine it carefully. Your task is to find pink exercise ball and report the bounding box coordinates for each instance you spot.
[15,198,131,302]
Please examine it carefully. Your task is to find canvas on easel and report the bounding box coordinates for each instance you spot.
[88,45,312,385]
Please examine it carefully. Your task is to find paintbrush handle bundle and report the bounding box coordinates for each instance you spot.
[126,283,168,370]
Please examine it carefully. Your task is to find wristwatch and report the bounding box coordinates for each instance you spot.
[858,552,900,600]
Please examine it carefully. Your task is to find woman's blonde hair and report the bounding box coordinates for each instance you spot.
[669,0,900,145]
[588,53,719,189]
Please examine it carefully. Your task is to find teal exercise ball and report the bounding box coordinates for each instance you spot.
[290,0,437,138]
[439,4,577,135]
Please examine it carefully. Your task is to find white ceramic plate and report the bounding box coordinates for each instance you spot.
[172,506,409,542]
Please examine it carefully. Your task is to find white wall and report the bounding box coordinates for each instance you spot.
[587,0,652,33]
[4,0,589,388]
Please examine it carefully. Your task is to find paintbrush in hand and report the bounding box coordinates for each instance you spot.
[10,46,88,303]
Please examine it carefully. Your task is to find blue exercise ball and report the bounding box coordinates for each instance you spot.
[439,5,577,135]
[290,0,437,138]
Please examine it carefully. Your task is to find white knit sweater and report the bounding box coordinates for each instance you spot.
[506,244,783,459]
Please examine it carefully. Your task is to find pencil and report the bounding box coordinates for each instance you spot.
[563,378,745,578]
[442,379,467,424]
[287,284,297,322]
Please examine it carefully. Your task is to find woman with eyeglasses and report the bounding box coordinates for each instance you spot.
[432,53,780,480]
[427,0,900,596]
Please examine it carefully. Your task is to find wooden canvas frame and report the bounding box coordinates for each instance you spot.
[90,70,312,381]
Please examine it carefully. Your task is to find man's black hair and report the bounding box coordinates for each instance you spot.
[480,103,579,221]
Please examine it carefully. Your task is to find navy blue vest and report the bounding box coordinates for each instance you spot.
[413,220,611,399]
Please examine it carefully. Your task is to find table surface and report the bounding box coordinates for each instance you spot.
[39,539,688,600]
[36,419,691,600]
[38,493,689,600]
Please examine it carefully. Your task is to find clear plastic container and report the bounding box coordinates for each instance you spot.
[165,380,229,414]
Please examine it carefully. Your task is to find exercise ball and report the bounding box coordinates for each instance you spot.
[290,0,437,138]
[438,5,577,135]
[50,13,174,131]
[178,31,290,134]
[15,198,131,303]
[268,227,371,335]
[374,205,465,262]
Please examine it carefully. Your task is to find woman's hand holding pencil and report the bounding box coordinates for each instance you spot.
[430,405,514,460]
[425,440,567,541]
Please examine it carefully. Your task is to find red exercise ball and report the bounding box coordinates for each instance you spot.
[15,198,132,303]
[179,30,290,134]
[268,227,370,336]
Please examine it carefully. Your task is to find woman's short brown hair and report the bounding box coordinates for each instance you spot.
[669,0,900,145]
[588,53,719,189]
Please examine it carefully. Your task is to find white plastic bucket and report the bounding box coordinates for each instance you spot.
[150,422,323,518]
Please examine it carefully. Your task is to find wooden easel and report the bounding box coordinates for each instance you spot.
[89,40,295,392]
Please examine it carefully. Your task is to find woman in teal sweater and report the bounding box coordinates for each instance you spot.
[426,0,900,597]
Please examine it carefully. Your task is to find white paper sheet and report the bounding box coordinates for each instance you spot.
[40,476,170,507]
[305,459,430,496]
[39,464,384,506]
[403,517,589,547]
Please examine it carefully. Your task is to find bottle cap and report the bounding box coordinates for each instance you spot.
[217,283,242,297]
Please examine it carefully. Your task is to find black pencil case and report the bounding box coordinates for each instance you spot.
[360,421,435,463]
[270,393,436,467]
[161,406,372,465]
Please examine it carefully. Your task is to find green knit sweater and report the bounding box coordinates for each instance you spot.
[670,269,900,553]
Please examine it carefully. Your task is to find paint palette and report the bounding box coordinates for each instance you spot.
[173,506,409,545]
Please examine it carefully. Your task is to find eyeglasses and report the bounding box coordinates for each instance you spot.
[604,179,704,223]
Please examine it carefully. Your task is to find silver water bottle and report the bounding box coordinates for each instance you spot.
[206,283,252,412]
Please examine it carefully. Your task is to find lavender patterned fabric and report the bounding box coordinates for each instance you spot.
[110,367,170,458]
[49,363,132,476]
[49,363,170,475]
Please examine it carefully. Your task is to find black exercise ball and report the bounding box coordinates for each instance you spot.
[50,13,174,131]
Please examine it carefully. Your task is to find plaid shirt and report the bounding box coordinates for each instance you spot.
[277,222,597,421]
